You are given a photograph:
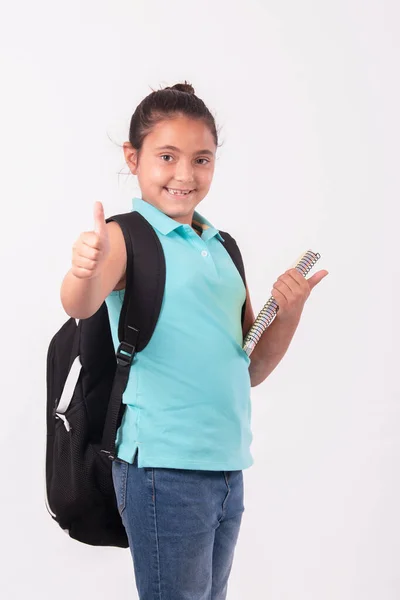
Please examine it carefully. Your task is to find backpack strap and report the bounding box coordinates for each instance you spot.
[101,211,166,459]
[218,230,247,327]
[106,211,166,352]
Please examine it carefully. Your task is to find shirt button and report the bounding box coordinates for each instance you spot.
[201,250,208,257]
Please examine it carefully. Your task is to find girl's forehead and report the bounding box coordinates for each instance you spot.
[145,117,215,150]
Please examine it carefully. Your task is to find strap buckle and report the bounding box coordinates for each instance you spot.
[116,341,136,366]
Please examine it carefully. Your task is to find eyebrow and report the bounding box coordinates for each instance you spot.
[155,145,214,157]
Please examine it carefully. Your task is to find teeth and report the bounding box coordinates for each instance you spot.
[166,188,191,195]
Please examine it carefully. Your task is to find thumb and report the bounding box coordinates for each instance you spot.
[93,201,107,237]
[307,270,329,291]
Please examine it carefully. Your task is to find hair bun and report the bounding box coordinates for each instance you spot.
[165,81,195,95]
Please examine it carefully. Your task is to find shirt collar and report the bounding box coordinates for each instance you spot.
[131,197,225,242]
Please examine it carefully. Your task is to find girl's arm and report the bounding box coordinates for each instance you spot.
[243,285,301,387]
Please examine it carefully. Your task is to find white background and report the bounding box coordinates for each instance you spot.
[1,1,398,598]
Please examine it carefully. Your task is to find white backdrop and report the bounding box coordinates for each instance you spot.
[1,1,398,598]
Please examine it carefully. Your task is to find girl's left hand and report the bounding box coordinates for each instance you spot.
[271,268,329,323]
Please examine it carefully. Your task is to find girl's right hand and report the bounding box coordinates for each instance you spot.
[71,201,111,279]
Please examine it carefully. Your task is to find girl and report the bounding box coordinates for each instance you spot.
[61,81,328,599]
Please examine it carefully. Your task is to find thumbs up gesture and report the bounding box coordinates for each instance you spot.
[71,202,111,280]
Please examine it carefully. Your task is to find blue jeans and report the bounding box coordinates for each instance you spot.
[112,451,245,599]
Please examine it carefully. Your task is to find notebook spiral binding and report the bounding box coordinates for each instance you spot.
[242,250,321,357]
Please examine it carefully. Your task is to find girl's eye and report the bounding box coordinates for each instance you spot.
[160,155,210,165]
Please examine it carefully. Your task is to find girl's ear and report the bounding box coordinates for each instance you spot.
[123,142,139,175]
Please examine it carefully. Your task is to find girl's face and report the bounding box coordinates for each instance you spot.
[124,114,216,225]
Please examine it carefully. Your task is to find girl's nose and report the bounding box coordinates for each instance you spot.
[174,159,195,182]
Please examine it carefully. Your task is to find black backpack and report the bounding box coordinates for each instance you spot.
[45,209,247,548]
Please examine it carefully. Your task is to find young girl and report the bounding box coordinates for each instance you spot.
[61,81,328,599]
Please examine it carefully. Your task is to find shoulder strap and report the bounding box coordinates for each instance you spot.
[105,211,166,352]
[218,231,247,326]
[101,211,165,459]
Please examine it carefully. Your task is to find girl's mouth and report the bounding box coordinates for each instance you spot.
[163,187,195,199]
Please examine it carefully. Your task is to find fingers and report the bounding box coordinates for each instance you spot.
[77,237,101,258]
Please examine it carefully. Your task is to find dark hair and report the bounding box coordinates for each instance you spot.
[128,81,221,160]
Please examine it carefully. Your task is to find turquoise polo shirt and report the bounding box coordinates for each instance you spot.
[104,197,254,471]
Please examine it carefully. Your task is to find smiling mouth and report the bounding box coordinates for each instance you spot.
[164,187,195,197]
